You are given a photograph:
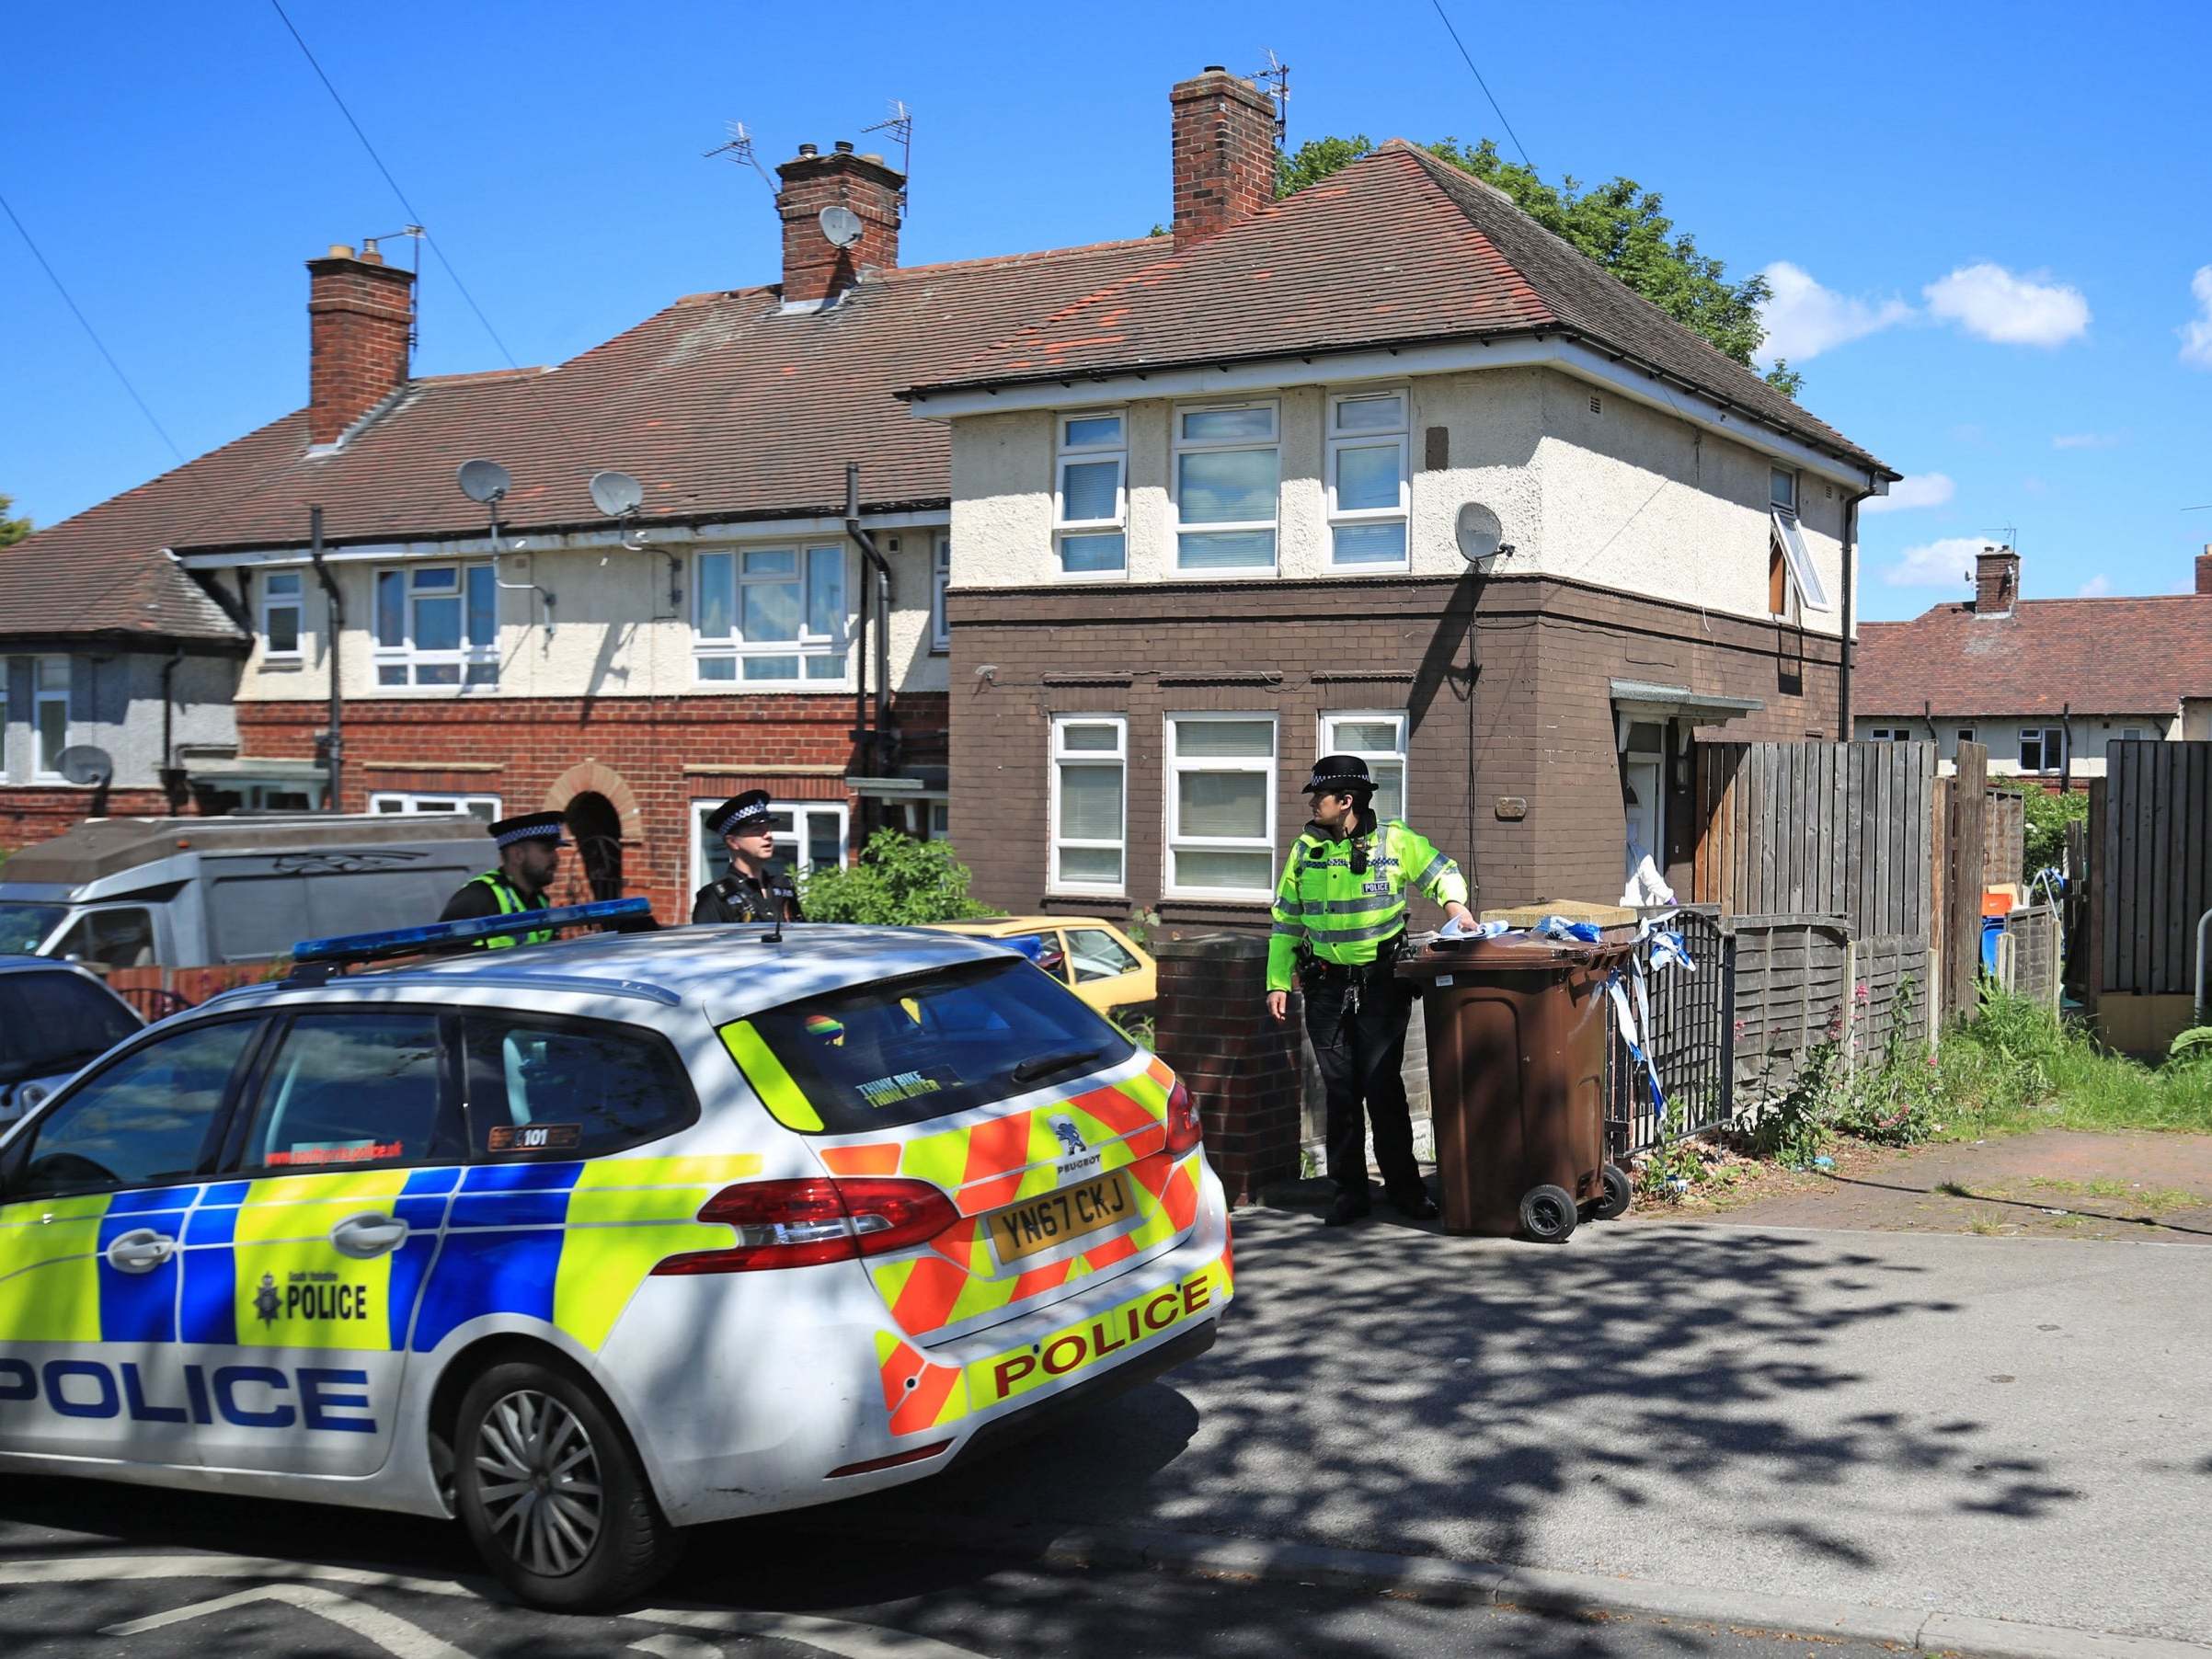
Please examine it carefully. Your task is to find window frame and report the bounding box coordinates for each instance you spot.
[223,1006,464,1180]
[1052,410,1129,580]
[1163,711,1279,901]
[1049,715,1129,898]
[259,569,306,663]
[2019,727,2064,773]
[1768,489,1830,615]
[1955,727,1977,747]
[1319,709,1409,820]
[1325,389,1412,571]
[370,791,503,822]
[689,797,849,891]
[372,563,499,691]
[930,532,952,651]
[1867,727,1913,743]
[692,544,850,686]
[32,655,71,782]
[1170,399,1281,575]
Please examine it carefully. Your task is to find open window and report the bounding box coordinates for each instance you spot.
[1768,468,1829,616]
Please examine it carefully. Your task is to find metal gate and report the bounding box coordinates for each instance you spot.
[1606,905,1735,1160]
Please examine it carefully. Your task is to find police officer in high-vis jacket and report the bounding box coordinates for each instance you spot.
[1266,756,1474,1227]
[438,811,567,947]
[692,790,805,924]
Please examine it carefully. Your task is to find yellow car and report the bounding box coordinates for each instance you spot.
[923,917,1156,1024]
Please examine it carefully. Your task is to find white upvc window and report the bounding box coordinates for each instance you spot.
[373,564,499,688]
[1172,401,1279,572]
[694,545,847,684]
[259,569,304,660]
[690,799,848,890]
[1049,715,1128,895]
[1867,727,1913,742]
[930,534,952,651]
[1955,727,1977,747]
[2019,727,2064,772]
[1326,390,1410,567]
[1320,710,1408,819]
[1164,713,1278,898]
[370,792,501,822]
[33,656,70,781]
[1053,411,1128,578]
[1768,466,1829,614]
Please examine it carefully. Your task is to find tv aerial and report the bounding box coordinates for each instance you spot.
[705,120,776,195]
[863,99,913,205]
[1455,501,1515,567]
[819,205,864,249]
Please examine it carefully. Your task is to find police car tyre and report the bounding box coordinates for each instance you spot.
[453,1358,682,1610]
[1593,1163,1633,1221]
[1519,1184,1578,1243]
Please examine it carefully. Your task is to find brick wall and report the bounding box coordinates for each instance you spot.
[231,691,947,921]
[1151,932,1301,1204]
[946,570,1841,928]
[305,248,414,445]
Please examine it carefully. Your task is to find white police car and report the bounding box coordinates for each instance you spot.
[0,902,1231,1609]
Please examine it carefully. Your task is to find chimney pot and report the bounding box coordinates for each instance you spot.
[328,243,354,259]
[796,143,818,157]
[833,140,854,154]
[1169,66,1277,249]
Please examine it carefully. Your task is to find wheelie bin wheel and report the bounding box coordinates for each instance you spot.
[1519,1184,1578,1243]
[1593,1163,1633,1221]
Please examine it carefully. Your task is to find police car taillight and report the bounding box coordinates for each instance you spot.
[1163,1077,1202,1157]
[651,1177,958,1275]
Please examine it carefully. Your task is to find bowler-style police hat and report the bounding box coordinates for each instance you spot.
[488,811,568,849]
[709,789,775,837]
[1302,754,1375,796]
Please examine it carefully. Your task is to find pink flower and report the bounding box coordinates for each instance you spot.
[1854,982,1871,1003]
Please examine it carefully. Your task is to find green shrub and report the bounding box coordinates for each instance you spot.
[797,830,1000,925]
[1932,989,2212,1134]
[2001,784,2088,878]
[1833,981,1943,1145]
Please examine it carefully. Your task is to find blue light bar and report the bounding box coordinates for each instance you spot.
[292,897,653,965]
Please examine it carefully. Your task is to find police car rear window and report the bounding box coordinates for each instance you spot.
[729,958,1133,1135]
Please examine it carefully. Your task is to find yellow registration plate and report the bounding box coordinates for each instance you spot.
[988,1171,1135,1264]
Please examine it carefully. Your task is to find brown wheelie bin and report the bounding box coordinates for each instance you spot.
[1397,933,1635,1241]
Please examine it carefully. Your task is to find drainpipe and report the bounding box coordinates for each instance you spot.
[307,506,345,813]
[1840,474,1878,738]
[1921,699,1939,744]
[842,462,898,792]
[2058,701,2072,795]
[159,646,186,812]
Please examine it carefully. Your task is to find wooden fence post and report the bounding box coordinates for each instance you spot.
[1942,742,1989,1025]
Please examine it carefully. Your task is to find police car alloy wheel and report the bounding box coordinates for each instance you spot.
[453,1360,682,1610]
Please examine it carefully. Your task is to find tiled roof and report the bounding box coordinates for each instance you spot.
[164,239,1156,554]
[1855,596,2212,718]
[905,143,1891,475]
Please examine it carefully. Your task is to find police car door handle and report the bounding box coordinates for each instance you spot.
[104,1228,177,1274]
[330,1212,409,1259]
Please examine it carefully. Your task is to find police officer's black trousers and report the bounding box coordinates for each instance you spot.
[1302,971,1424,1205]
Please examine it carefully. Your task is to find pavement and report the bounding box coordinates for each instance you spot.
[822,1204,2212,1651]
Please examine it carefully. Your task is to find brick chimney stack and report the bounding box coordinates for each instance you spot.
[1973,545,2021,615]
[2197,543,2212,596]
[306,241,415,446]
[776,143,903,307]
[1170,66,1277,248]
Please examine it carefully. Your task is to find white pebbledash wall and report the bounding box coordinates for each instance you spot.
[947,365,1850,635]
[229,532,948,704]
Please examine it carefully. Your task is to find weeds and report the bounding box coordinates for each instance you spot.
[1935,990,2212,1136]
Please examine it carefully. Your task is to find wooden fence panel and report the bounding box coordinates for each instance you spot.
[1854,932,1933,1061]
[1728,914,1851,1103]
[2095,739,2212,996]
[1983,791,2025,887]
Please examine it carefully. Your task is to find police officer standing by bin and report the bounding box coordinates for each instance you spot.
[1266,755,1474,1227]
[439,811,567,948]
[693,790,805,924]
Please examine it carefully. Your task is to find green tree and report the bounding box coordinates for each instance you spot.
[1278,134,1803,396]
[0,494,30,549]
[2004,784,2089,877]
[798,830,1000,925]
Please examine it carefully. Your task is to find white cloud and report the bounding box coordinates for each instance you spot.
[1862,473,1954,515]
[1882,536,1989,589]
[2051,431,2122,449]
[1756,261,1913,364]
[1921,263,2089,347]
[2076,575,2112,597]
[2180,266,2212,369]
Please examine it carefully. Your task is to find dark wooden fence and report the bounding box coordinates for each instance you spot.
[1983,789,2025,887]
[2095,739,2212,998]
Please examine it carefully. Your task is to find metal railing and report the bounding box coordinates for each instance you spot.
[1606,905,1735,1160]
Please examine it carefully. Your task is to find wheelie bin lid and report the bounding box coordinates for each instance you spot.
[1397,932,1634,982]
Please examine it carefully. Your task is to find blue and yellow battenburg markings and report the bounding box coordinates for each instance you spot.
[0,1154,763,1357]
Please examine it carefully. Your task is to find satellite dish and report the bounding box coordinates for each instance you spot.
[456,459,512,505]
[589,470,645,518]
[1456,501,1506,565]
[819,205,864,249]
[55,745,113,787]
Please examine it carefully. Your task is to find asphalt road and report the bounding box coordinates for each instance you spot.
[0,1473,1909,1659]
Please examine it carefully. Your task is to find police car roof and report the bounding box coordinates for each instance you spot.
[221,923,1022,1021]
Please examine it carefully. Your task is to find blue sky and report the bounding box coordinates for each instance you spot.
[4,0,2206,620]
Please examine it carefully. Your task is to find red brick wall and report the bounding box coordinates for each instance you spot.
[234,691,947,921]
[305,249,414,445]
[0,787,178,853]
[1151,932,1301,1204]
[776,147,904,304]
[1169,68,1276,247]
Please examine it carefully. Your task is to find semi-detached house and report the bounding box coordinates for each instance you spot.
[909,69,1897,926]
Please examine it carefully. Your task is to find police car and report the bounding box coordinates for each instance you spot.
[0,902,1231,1610]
